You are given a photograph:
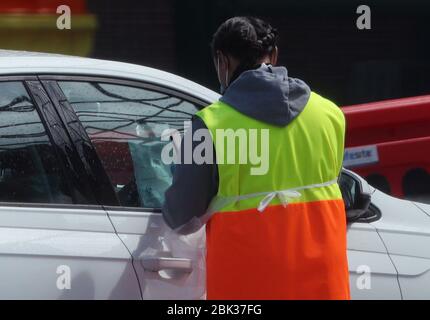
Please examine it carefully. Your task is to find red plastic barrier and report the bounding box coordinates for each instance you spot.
[0,0,87,14]
[342,95,430,198]
[343,95,430,147]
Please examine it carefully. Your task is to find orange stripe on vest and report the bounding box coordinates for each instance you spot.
[206,199,350,300]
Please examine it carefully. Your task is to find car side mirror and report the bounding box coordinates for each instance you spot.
[346,191,371,222]
[339,169,372,223]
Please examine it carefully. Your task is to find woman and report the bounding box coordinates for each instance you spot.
[163,16,350,300]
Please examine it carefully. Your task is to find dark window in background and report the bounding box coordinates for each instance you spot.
[88,0,430,106]
[403,168,430,203]
[87,0,178,73]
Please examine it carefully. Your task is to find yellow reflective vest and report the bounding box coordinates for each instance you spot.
[195,91,350,300]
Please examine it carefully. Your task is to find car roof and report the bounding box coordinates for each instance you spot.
[0,50,220,103]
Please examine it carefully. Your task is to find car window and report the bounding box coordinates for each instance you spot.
[339,172,358,211]
[0,82,73,204]
[58,81,199,208]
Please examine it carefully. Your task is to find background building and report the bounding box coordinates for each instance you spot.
[87,0,430,106]
[0,0,429,106]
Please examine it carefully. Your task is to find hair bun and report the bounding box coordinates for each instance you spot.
[260,27,278,51]
[211,16,279,71]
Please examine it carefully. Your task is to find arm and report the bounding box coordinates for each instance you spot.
[162,116,218,234]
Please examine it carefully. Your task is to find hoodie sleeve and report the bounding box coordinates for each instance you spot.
[162,116,219,233]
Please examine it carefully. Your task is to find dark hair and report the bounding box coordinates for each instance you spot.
[211,16,279,80]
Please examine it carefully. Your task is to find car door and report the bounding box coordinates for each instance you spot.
[340,170,402,299]
[0,77,141,299]
[47,77,206,299]
[347,223,401,299]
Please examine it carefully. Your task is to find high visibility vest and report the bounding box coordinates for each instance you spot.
[195,92,350,300]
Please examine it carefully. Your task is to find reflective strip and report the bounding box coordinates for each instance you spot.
[207,178,338,214]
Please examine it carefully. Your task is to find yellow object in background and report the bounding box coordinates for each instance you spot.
[0,13,97,56]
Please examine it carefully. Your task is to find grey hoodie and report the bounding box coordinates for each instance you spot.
[221,64,310,126]
[162,65,311,232]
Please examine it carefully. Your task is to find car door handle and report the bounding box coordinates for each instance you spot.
[141,256,193,273]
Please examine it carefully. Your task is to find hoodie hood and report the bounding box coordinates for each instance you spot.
[220,64,310,127]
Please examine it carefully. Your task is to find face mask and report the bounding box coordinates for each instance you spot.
[220,83,226,95]
[217,55,229,95]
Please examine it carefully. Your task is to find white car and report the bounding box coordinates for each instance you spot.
[0,50,429,299]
